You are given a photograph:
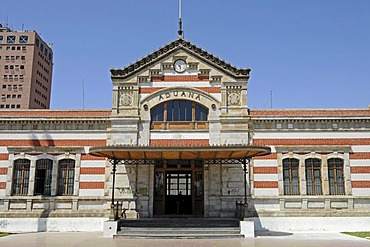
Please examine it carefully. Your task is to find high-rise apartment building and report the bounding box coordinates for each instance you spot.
[0,24,53,109]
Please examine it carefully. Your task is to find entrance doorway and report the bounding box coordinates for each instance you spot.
[154,160,203,216]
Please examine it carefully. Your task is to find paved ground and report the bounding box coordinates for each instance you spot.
[0,231,369,247]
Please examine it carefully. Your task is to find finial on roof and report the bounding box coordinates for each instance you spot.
[178,0,184,39]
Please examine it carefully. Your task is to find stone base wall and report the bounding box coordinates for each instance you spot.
[252,216,370,232]
[0,217,108,233]
[248,196,370,217]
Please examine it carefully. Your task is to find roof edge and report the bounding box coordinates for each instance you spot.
[110,38,250,79]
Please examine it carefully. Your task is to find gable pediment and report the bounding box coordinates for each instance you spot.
[111,38,251,83]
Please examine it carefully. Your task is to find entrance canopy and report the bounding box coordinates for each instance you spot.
[89,145,271,160]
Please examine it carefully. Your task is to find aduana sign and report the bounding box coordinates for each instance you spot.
[158,90,201,101]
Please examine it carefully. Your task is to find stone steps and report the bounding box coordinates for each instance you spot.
[114,218,243,239]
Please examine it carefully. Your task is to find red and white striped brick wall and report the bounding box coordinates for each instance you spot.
[252,152,278,196]
[79,154,106,196]
[0,110,109,197]
[349,146,370,196]
[139,74,221,101]
[252,131,370,196]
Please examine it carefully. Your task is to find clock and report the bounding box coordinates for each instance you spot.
[173,59,187,73]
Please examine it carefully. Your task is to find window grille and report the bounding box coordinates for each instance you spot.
[12,159,30,195]
[34,159,53,196]
[283,158,300,195]
[19,36,28,44]
[328,158,345,195]
[305,158,322,195]
[57,159,75,195]
[7,36,15,44]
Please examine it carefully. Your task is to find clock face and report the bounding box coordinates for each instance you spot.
[173,59,187,73]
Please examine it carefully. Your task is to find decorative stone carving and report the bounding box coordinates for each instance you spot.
[120,93,132,106]
[228,92,240,106]
[227,86,242,106]
[118,86,134,107]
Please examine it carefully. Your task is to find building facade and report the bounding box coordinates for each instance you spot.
[0,24,53,109]
[0,38,369,233]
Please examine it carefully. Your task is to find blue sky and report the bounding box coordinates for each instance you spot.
[2,0,370,109]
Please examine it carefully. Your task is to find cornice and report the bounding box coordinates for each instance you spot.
[111,38,250,80]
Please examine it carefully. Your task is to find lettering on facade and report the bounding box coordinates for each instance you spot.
[118,187,134,195]
[158,91,201,101]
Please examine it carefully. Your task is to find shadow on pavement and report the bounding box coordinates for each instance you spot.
[256,231,294,237]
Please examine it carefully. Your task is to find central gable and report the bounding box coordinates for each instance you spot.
[109,38,252,147]
[111,38,251,84]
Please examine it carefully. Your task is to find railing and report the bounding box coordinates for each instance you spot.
[110,199,136,221]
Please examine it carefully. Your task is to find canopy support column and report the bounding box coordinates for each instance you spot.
[109,159,118,220]
[243,158,247,204]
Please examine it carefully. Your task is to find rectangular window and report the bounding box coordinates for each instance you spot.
[40,43,44,51]
[34,159,53,196]
[35,38,40,47]
[0,35,3,44]
[12,159,30,195]
[7,35,16,44]
[57,159,75,195]
[328,158,345,195]
[19,36,28,44]
[283,158,300,195]
[305,158,322,195]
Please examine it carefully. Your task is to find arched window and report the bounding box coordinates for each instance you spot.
[57,159,75,196]
[305,158,322,195]
[150,100,208,130]
[283,158,300,195]
[34,159,53,196]
[12,159,30,195]
[328,158,345,195]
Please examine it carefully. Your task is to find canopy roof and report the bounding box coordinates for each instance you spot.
[89,145,271,160]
